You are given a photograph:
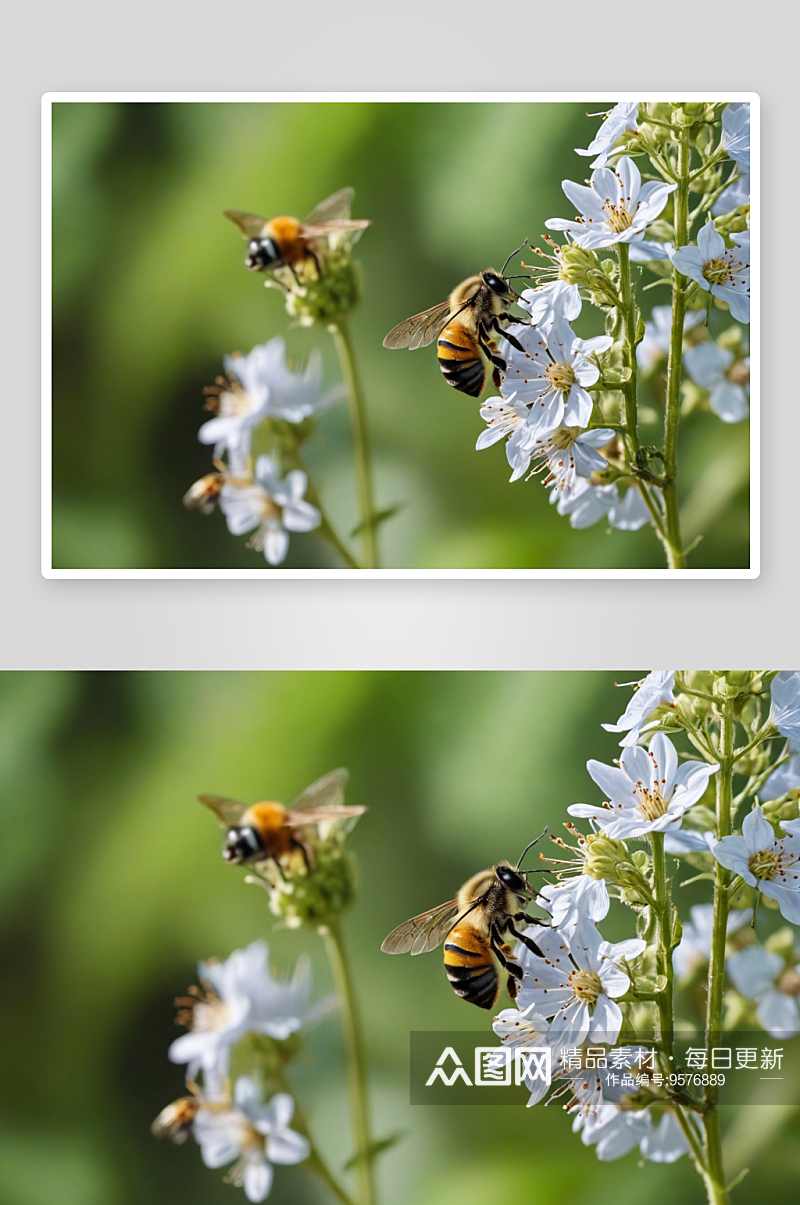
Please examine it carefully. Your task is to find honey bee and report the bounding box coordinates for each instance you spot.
[151,1096,201,1144]
[224,187,371,277]
[382,242,530,397]
[381,835,549,1010]
[199,768,366,869]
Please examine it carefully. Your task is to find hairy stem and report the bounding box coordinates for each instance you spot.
[331,319,379,569]
[701,689,735,1205]
[650,832,707,1174]
[616,241,641,471]
[662,125,691,569]
[322,920,377,1205]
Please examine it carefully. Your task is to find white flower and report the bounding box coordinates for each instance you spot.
[194,1078,309,1203]
[636,305,705,371]
[169,941,331,1076]
[684,342,750,423]
[575,102,640,169]
[475,393,530,468]
[519,278,582,329]
[602,670,676,747]
[670,218,750,323]
[570,732,719,841]
[663,828,716,854]
[575,1103,653,1161]
[552,477,656,533]
[628,239,673,263]
[546,157,676,251]
[672,903,752,976]
[499,320,612,437]
[607,485,653,531]
[712,172,750,216]
[219,456,321,566]
[639,1113,693,1163]
[515,918,644,1048]
[771,672,800,744]
[760,742,800,801]
[510,425,615,487]
[232,340,343,423]
[721,102,750,172]
[539,872,610,934]
[713,806,800,924]
[552,476,617,529]
[728,945,800,1037]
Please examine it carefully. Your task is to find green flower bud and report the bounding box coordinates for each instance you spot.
[268,241,363,327]
[256,841,359,928]
[557,242,600,287]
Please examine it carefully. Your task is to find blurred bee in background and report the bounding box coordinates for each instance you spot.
[151,1094,201,1144]
[382,241,531,397]
[224,187,371,279]
[199,768,366,872]
[381,833,549,1010]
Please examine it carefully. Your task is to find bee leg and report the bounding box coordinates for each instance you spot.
[490,928,524,980]
[507,974,519,1000]
[513,912,549,926]
[506,919,544,958]
[478,333,507,372]
[292,836,312,871]
[307,245,323,277]
[492,315,527,353]
[492,366,502,390]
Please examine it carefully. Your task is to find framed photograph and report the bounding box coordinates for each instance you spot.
[42,93,757,578]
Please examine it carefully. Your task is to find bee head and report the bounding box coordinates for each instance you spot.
[245,236,283,272]
[495,863,527,894]
[223,825,264,864]
[482,271,510,296]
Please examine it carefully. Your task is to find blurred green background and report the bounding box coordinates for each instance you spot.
[1,670,792,1205]
[51,101,750,570]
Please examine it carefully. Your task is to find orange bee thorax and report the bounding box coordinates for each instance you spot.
[242,801,295,856]
[265,216,308,267]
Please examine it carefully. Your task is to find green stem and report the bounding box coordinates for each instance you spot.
[651,832,674,1060]
[321,919,377,1205]
[331,319,379,569]
[701,689,735,1205]
[651,830,708,1179]
[662,125,691,570]
[616,241,640,470]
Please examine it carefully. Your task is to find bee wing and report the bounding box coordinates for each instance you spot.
[381,899,461,956]
[284,804,367,828]
[197,794,248,827]
[383,301,452,351]
[301,219,372,240]
[223,210,269,239]
[291,767,350,812]
[304,187,355,224]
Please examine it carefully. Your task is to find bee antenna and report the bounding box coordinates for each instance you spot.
[501,238,530,276]
[516,827,548,869]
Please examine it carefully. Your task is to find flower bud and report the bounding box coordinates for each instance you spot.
[765,926,797,964]
[270,243,363,327]
[254,841,359,928]
[558,242,600,288]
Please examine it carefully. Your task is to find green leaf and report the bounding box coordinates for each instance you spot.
[343,1132,405,1171]
[350,505,405,539]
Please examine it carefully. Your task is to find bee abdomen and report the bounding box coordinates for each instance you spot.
[443,928,499,1010]
[437,325,485,398]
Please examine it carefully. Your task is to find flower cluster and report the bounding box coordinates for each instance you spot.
[153,941,326,1201]
[483,669,799,1183]
[153,770,373,1204]
[183,339,342,564]
[475,101,752,564]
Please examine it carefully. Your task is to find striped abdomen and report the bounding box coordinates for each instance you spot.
[444,924,499,1010]
[437,323,485,397]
